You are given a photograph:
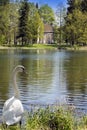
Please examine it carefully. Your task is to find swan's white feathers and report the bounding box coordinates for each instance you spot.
[2,65,25,125]
[3,96,24,125]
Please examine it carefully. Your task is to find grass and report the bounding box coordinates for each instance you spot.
[31,44,58,49]
[0,44,58,50]
[0,106,87,130]
[1,43,87,51]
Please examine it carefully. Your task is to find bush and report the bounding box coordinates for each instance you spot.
[0,106,87,130]
[0,35,6,45]
[25,106,74,130]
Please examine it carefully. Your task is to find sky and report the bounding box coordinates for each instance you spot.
[29,0,67,11]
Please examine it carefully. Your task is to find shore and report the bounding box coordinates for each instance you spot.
[0,44,87,51]
[66,46,87,51]
[0,44,58,50]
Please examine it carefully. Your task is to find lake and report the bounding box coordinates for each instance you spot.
[0,49,87,115]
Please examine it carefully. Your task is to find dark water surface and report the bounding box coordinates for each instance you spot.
[0,49,87,115]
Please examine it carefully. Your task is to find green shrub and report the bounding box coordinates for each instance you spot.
[0,106,87,130]
[25,106,74,130]
[0,35,6,45]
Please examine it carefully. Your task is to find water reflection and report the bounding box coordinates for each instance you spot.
[0,49,87,115]
[64,51,87,110]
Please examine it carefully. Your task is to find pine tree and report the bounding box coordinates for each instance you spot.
[0,0,9,5]
[18,0,29,45]
[39,4,55,24]
[64,0,87,45]
[67,0,82,14]
[0,0,10,45]
[81,0,87,12]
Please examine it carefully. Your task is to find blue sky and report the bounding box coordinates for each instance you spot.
[29,0,67,11]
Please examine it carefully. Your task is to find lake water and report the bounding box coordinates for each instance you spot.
[0,49,87,116]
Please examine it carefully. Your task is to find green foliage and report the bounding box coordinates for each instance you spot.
[1,106,87,130]
[0,1,54,45]
[0,0,9,5]
[18,1,44,45]
[25,107,74,130]
[25,3,44,44]
[18,0,29,44]
[0,4,10,44]
[81,0,87,12]
[0,35,6,45]
[67,0,81,13]
[31,11,44,43]
[39,4,55,24]
[53,25,60,43]
[64,0,87,45]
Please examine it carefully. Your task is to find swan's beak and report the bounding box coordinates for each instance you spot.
[23,68,28,75]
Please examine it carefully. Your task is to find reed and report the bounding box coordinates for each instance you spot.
[0,105,87,130]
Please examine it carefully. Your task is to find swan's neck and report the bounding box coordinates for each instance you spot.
[13,72,20,98]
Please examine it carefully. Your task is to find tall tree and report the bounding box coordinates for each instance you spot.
[65,8,87,45]
[67,0,82,13]
[64,0,87,45]
[0,1,10,45]
[0,0,9,5]
[25,2,44,44]
[18,0,29,45]
[9,2,20,45]
[56,2,66,45]
[32,11,44,43]
[39,4,55,24]
[81,0,87,12]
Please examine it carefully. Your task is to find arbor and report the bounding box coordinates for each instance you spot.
[0,1,10,45]
[81,0,87,12]
[39,4,55,24]
[0,0,9,5]
[64,0,87,45]
[56,2,66,44]
[32,11,44,43]
[65,9,87,45]
[18,1,44,45]
[67,0,82,13]
[53,25,59,44]
[18,0,29,45]
[22,2,44,44]
[8,2,20,45]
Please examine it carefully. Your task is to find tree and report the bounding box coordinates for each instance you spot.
[67,0,82,14]
[53,25,59,44]
[64,0,87,45]
[64,9,87,45]
[8,2,20,45]
[39,4,55,24]
[0,0,9,5]
[81,0,87,12]
[0,1,10,45]
[18,0,29,45]
[32,11,44,43]
[56,2,66,45]
[25,2,44,44]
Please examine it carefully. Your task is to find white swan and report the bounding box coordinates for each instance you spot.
[2,65,25,126]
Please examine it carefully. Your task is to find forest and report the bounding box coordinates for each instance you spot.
[0,0,87,47]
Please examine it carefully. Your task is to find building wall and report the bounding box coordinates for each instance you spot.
[39,24,54,44]
[43,32,53,44]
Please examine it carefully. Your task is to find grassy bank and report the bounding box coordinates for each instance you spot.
[1,44,87,51]
[0,106,87,130]
[0,44,58,50]
[58,44,87,51]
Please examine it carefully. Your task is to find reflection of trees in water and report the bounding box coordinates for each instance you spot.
[0,57,10,100]
[21,51,53,87]
[19,49,54,93]
[0,49,57,114]
[64,52,87,106]
[0,49,54,101]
